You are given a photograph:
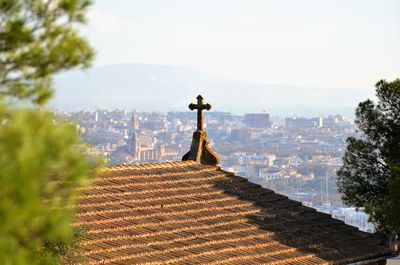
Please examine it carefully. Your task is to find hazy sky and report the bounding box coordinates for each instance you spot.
[83,0,400,90]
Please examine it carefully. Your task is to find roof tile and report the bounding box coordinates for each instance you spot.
[75,161,392,264]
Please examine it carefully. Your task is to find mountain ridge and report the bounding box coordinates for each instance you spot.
[53,62,373,116]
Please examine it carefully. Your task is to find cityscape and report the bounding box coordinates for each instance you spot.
[2,0,399,264]
[60,109,375,233]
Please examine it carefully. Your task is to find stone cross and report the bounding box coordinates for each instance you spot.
[183,95,220,165]
[188,95,211,131]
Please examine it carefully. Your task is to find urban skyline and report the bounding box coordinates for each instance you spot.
[60,107,375,233]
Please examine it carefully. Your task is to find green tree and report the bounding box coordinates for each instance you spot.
[0,105,95,264]
[0,0,94,105]
[337,79,400,233]
[0,0,97,264]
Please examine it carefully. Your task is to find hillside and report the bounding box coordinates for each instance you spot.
[53,63,373,116]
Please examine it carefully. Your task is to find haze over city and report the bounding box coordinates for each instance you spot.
[53,0,400,115]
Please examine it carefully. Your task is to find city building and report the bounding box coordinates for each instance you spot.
[285,117,322,128]
[243,113,271,128]
[128,132,160,162]
[259,166,283,180]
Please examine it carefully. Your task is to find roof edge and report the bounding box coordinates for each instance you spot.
[347,253,399,265]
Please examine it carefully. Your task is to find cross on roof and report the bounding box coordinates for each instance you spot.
[188,95,211,131]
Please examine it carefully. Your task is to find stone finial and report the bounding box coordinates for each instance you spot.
[182,95,220,166]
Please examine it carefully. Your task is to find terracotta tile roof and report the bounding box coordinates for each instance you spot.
[75,161,392,265]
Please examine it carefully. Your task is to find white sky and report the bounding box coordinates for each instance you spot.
[83,0,400,90]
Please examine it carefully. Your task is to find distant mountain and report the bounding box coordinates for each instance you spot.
[53,63,374,117]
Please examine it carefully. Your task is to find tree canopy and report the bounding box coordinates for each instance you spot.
[0,0,94,105]
[0,105,95,264]
[0,0,97,264]
[337,79,400,234]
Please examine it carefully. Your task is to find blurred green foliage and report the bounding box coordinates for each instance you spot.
[0,0,95,105]
[338,79,400,234]
[0,0,97,264]
[0,105,97,264]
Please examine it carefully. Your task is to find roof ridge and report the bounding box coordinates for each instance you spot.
[102,161,202,172]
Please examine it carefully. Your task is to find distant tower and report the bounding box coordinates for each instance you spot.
[128,132,140,158]
[129,112,139,135]
[129,133,140,158]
